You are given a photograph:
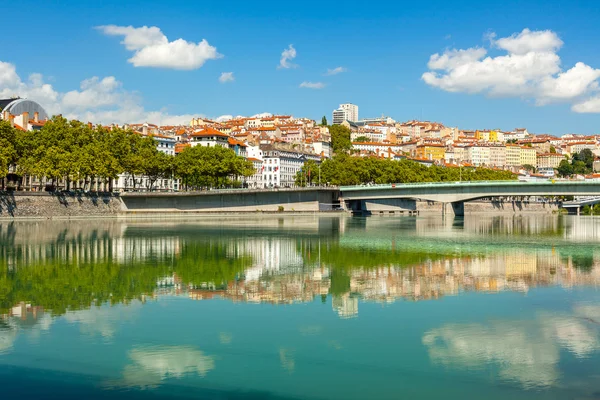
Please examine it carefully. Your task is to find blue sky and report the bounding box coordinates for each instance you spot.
[2,0,600,133]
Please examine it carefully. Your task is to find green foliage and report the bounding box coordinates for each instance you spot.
[329,125,352,154]
[0,121,18,180]
[550,146,556,153]
[557,159,574,177]
[173,145,254,190]
[294,159,322,186]
[558,149,594,177]
[1,116,253,191]
[329,269,350,296]
[298,155,516,186]
[0,239,251,315]
[353,136,370,143]
[321,116,327,126]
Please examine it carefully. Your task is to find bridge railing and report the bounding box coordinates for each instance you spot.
[340,179,600,191]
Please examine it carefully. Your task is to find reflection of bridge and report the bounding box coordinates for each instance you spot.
[562,196,600,213]
[340,181,600,216]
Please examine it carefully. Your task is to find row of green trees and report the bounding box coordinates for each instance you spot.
[295,155,516,186]
[0,117,254,191]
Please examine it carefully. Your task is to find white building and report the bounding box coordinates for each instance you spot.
[153,134,176,156]
[246,158,264,188]
[189,127,230,147]
[332,103,359,124]
[260,145,321,188]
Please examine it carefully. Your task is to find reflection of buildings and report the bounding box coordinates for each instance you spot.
[2,216,600,321]
[112,236,180,264]
[332,294,358,318]
[180,247,600,318]
[233,238,303,281]
[1,302,52,354]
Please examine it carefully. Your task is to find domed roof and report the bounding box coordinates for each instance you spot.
[0,98,49,120]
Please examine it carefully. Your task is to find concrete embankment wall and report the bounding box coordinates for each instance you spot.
[0,190,339,218]
[358,198,560,215]
[121,189,339,213]
[464,201,560,214]
[0,192,123,218]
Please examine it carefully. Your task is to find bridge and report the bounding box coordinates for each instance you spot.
[339,180,600,216]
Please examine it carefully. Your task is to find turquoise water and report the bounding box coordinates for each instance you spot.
[1,215,600,399]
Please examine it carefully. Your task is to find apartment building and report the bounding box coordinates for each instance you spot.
[537,153,565,169]
[519,146,537,167]
[332,103,359,124]
[260,145,321,188]
[415,144,446,161]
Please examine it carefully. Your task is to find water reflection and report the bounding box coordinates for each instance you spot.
[107,345,216,389]
[422,303,600,388]
[1,216,600,320]
[1,215,600,398]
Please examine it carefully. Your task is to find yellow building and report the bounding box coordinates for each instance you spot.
[505,145,521,166]
[489,130,504,142]
[475,130,490,141]
[520,146,537,167]
[416,144,446,161]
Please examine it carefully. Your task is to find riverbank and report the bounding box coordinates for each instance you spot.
[0,191,566,219]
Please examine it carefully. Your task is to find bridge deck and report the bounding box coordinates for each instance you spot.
[340,180,600,203]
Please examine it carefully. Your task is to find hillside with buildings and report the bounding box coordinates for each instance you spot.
[2,97,600,192]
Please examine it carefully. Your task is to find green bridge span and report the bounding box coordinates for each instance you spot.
[339,180,600,215]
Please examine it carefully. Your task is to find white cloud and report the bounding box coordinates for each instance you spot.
[215,114,233,122]
[107,345,215,388]
[572,96,600,113]
[494,28,563,55]
[252,112,272,118]
[0,60,195,125]
[97,25,222,70]
[325,67,347,76]
[278,44,297,69]
[423,304,600,389]
[299,81,325,89]
[218,72,234,83]
[64,302,142,339]
[422,28,600,111]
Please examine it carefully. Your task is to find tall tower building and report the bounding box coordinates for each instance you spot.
[332,103,358,124]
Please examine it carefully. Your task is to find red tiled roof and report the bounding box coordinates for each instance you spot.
[190,127,229,138]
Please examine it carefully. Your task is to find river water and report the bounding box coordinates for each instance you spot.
[1,215,600,399]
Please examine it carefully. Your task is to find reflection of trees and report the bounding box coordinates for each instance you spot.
[173,242,252,287]
[329,269,350,296]
[0,258,169,315]
[559,248,596,272]
[0,239,252,316]
[300,238,456,270]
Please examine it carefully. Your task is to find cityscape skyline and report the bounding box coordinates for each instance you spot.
[3,1,600,134]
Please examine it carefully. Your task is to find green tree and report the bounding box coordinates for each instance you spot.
[295,159,321,186]
[573,149,594,173]
[557,159,574,177]
[0,121,18,189]
[174,145,253,190]
[321,116,327,126]
[329,125,352,154]
[353,136,370,143]
[572,160,588,175]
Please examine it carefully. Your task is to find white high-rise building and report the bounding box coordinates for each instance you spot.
[332,103,358,124]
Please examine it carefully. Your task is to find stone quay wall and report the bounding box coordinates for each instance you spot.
[0,192,123,218]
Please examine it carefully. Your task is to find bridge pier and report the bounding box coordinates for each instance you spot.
[443,202,465,217]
